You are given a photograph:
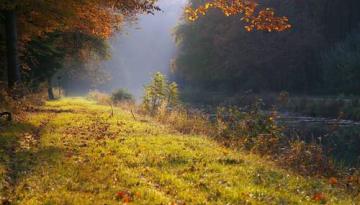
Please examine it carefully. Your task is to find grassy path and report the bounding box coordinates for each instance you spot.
[0,98,358,204]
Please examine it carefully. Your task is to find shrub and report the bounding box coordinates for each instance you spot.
[111,89,134,104]
[280,140,335,176]
[215,98,283,151]
[142,72,179,115]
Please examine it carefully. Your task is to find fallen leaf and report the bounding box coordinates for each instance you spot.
[312,192,326,202]
[328,177,338,185]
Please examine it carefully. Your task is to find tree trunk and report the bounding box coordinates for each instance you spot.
[47,78,54,100]
[4,10,21,88]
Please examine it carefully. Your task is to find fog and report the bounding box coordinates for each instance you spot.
[101,0,187,99]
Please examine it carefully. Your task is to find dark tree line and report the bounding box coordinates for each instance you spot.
[173,0,360,100]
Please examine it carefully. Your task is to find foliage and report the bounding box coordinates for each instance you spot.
[0,98,357,204]
[186,0,291,32]
[279,141,335,176]
[0,0,159,95]
[0,0,159,43]
[216,99,281,137]
[175,0,360,100]
[111,88,134,103]
[142,72,179,115]
[21,31,112,98]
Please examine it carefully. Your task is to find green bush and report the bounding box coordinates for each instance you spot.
[142,72,179,115]
[111,89,134,103]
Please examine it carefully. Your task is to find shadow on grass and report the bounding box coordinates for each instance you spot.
[25,107,74,114]
[0,120,65,203]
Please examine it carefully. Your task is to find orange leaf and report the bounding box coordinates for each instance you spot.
[312,192,326,202]
[328,177,338,185]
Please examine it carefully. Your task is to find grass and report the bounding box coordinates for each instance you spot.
[0,98,358,204]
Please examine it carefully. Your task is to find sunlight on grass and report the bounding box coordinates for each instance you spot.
[0,98,357,204]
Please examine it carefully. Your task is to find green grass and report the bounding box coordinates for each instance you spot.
[0,98,358,204]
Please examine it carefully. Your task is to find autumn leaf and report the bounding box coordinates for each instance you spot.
[135,191,141,198]
[185,0,291,32]
[116,190,133,203]
[328,177,338,185]
[312,192,326,202]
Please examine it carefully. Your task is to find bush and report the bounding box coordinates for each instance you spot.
[280,141,335,176]
[142,72,179,115]
[111,89,134,104]
[215,98,283,150]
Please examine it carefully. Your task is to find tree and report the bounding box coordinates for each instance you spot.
[23,32,110,99]
[143,72,179,115]
[0,0,159,88]
[3,10,20,87]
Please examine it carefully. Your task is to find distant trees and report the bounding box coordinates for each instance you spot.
[320,27,360,94]
[174,0,360,100]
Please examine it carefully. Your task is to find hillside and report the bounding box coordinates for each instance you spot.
[0,98,357,204]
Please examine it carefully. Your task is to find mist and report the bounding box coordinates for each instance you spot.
[100,0,187,99]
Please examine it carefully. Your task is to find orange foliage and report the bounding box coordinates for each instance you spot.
[185,0,291,32]
[1,0,158,42]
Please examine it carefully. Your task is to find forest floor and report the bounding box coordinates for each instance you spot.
[0,98,358,204]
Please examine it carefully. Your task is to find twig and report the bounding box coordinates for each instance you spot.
[130,109,137,121]
[109,103,114,118]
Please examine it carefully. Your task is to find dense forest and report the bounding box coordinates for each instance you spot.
[174,0,360,100]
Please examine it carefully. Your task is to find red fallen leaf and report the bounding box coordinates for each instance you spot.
[312,192,326,202]
[135,191,141,198]
[122,195,131,203]
[116,191,132,203]
[116,191,127,199]
[328,177,338,185]
[65,152,73,158]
